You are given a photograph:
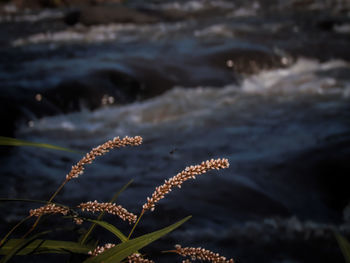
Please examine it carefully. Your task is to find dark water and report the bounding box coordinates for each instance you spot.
[1,0,350,262]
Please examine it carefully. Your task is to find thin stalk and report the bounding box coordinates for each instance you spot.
[162,250,177,253]
[127,209,145,240]
[0,216,32,247]
[48,179,68,203]
[22,179,68,238]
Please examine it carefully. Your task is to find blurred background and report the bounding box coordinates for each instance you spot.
[1,0,350,262]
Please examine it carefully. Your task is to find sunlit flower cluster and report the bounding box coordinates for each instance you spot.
[88,243,115,256]
[66,136,142,181]
[127,253,155,263]
[78,200,137,224]
[143,158,229,211]
[29,204,69,217]
[175,244,234,263]
[89,244,154,263]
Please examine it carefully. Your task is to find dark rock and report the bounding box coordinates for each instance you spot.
[43,69,143,113]
[0,95,21,137]
[76,4,159,26]
[136,5,230,23]
[313,136,350,212]
[206,47,291,75]
[12,0,90,9]
[64,9,81,26]
[316,18,339,31]
[0,87,59,137]
[13,0,66,8]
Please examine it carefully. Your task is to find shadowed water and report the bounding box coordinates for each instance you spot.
[1,0,350,262]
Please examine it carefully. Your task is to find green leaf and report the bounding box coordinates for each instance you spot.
[0,231,50,263]
[0,239,93,255]
[83,216,191,263]
[0,136,79,153]
[86,219,127,243]
[80,179,134,245]
[334,232,350,263]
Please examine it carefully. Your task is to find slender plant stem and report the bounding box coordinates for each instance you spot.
[0,198,70,245]
[22,179,68,238]
[48,179,68,203]
[127,209,145,240]
[162,249,177,253]
[0,216,32,247]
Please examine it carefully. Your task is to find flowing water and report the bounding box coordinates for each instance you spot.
[1,0,350,262]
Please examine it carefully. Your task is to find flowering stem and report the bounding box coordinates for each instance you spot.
[127,209,145,240]
[48,179,68,203]
[22,179,68,238]
[161,250,177,253]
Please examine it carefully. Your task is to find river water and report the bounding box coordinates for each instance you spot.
[1,0,350,262]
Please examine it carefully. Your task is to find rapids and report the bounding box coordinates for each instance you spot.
[1,0,350,262]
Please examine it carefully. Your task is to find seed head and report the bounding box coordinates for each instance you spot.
[66,136,142,181]
[174,244,234,263]
[142,158,229,212]
[88,243,115,256]
[73,216,83,225]
[78,200,137,224]
[29,204,69,217]
[88,245,154,262]
[127,253,154,263]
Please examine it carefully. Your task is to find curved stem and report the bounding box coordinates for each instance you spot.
[22,179,68,238]
[48,179,68,203]
[162,250,177,253]
[0,216,32,247]
[127,209,145,240]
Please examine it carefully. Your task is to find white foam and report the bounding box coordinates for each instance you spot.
[148,0,235,12]
[12,21,189,46]
[19,58,350,140]
[194,24,234,38]
[334,24,350,34]
[0,9,64,23]
[240,58,350,95]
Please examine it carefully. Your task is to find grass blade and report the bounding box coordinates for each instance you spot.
[0,216,32,247]
[334,232,350,263]
[80,179,134,245]
[83,215,191,263]
[0,230,51,263]
[0,239,93,255]
[0,136,79,153]
[86,220,127,243]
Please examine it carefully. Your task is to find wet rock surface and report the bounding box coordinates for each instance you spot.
[69,4,159,26]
